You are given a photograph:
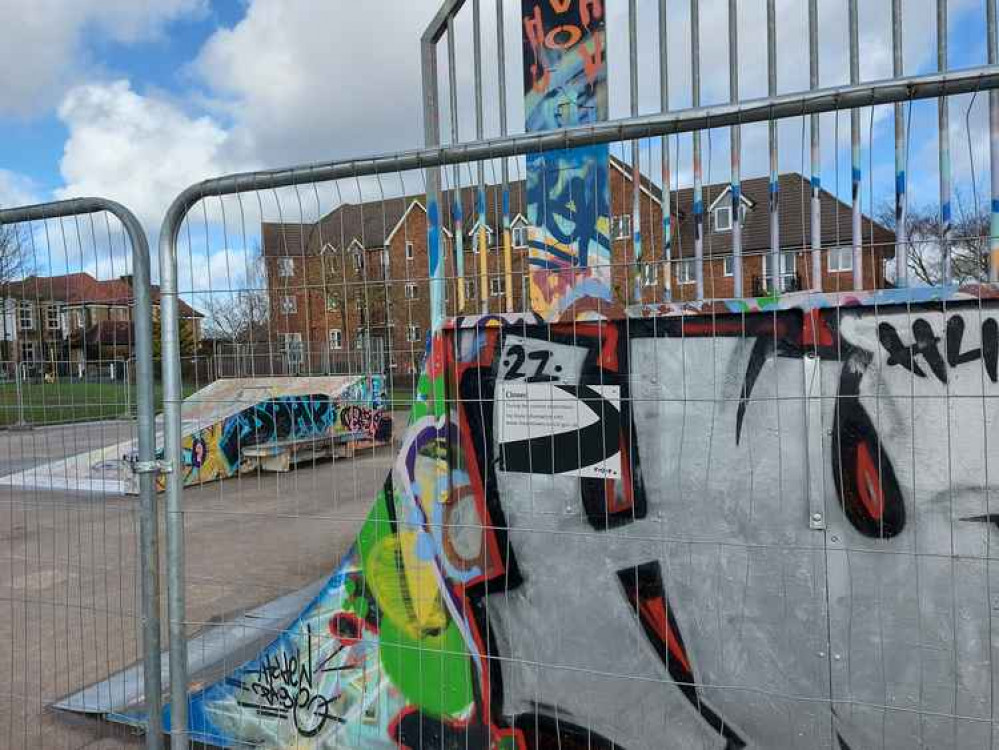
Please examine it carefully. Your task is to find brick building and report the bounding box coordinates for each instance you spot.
[1,272,203,375]
[261,159,894,374]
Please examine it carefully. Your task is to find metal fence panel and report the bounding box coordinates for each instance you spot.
[0,198,161,749]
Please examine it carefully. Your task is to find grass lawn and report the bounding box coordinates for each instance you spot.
[0,381,195,427]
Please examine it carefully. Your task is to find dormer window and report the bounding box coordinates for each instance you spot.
[713,206,732,232]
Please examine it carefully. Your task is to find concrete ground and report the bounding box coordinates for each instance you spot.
[0,417,401,749]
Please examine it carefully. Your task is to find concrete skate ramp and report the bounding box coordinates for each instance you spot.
[0,375,385,495]
[58,295,999,749]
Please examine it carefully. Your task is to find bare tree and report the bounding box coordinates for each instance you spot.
[202,245,269,343]
[878,190,988,286]
[0,218,31,361]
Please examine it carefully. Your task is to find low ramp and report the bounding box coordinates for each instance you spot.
[0,375,385,495]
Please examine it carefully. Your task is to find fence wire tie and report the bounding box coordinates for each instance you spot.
[132,460,174,475]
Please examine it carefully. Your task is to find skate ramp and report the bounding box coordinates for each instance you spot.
[0,375,385,495]
[56,297,999,749]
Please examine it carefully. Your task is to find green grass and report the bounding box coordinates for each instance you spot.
[0,381,196,427]
[384,388,417,413]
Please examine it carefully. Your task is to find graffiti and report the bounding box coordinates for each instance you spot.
[178,377,385,486]
[143,298,999,749]
[238,625,344,738]
[523,0,611,320]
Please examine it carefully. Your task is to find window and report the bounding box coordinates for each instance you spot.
[18,303,33,330]
[278,257,295,277]
[405,241,414,260]
[404,282,419,300]
[19,340,35,363]
[713,206,732,232]
[329,329,342,350]
[406,325,422,343]
[70,309,84,330]
[677,259,695,285]
[828,246,854,273]
[764,252,797,278]
[642,263,658,288]
[355,296,365,313]
[46,305,61,330]
[512,225,528,248]
[723,256,735,277]
[490,277,504,297]
[464,279,476,300]
[611,215,632,240]
[281,332,302,349]
[325,293,339,312]
[280,295,297,315]
[352,251,364,271]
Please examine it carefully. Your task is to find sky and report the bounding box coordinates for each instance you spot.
[0,0,994,289]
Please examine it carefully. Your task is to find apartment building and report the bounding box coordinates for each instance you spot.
[261,160,895,373]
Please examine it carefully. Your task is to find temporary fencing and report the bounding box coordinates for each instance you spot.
[0,198,162,749]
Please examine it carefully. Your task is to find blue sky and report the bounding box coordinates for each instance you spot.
[0,0,994,292]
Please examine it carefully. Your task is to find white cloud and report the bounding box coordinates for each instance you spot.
[0,169,39,208]
[193,0,441,167]
[0,0,206,117]
[54,80,247,230]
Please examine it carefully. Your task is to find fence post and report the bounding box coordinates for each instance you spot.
[158,196,189,749]
[0,197,163,749]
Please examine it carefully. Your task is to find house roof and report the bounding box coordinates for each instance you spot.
[261,158,894,259]
[5,272,203,317]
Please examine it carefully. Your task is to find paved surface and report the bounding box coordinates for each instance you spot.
[0,417,400,749]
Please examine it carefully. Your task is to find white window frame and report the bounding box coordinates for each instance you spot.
[352,251,364,271]
[70,309,84,330]
[713,205,732,232]
[404,282,419,300]
[828,246,854,273]
[329,328,342,350]
[642,263,657,288]
[464,279,476,300]
[489,277,504,297]
[405,241,414,260]
[46,305,61,330]
[280,295,297,315]
[18,303,33,330]
[611,214,632,241]
[325,293,339,312]
[764,252,797,279]
[406,324,421,343]
[677,259,696,285]
[512,225,528,249]
[19,340,35,362]
[277,257,295,277]
[723,256,735,277]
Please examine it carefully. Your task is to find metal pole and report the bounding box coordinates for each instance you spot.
[768,0,780,294]
[939,0,952,285]
[13,357,27,429]
[422,36,446,331]
[660,0,672,302]
[810,0,822,292]
[630,0,643,302]
[447,15,466,311]
[473,0,488,314]
[893,0,908,286]
[850,0,863,289]
[497,0,513,312]
[989,0,999,282]
[730,0,743,298]
[692,0,704,300]
[158,206,186,748]
[0,198,162,749]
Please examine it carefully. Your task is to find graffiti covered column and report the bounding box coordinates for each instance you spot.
[522,0,611,320]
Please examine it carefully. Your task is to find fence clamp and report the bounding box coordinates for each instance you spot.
[132,460,173,475]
